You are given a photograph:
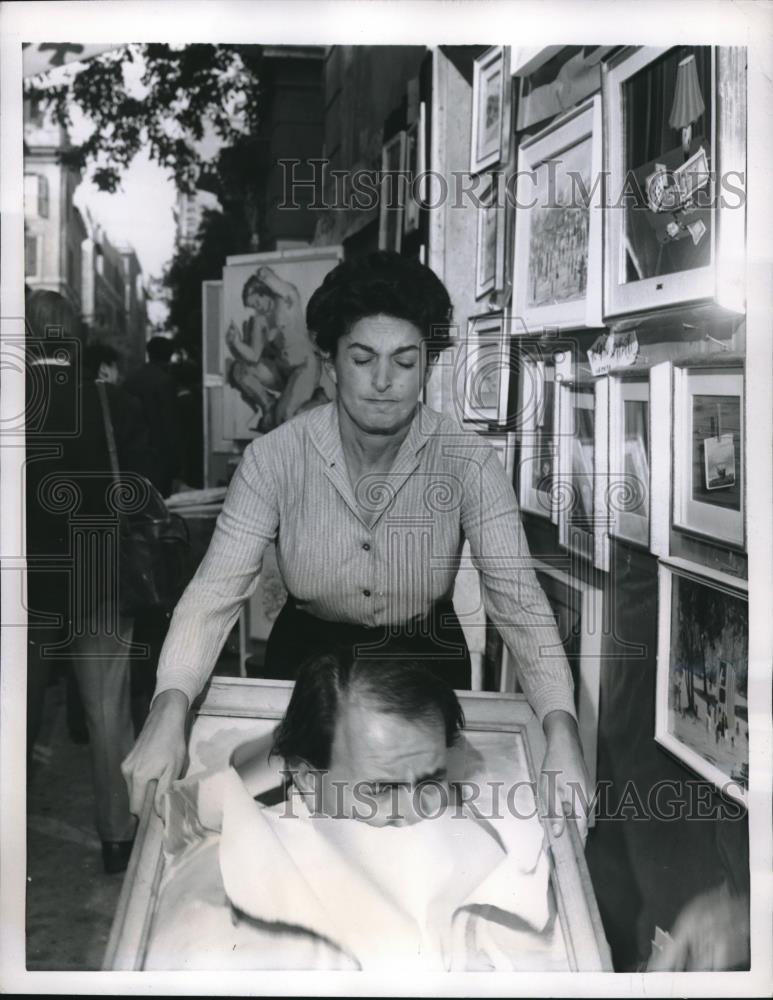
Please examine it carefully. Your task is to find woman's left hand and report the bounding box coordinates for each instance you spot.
[539,710,591,842]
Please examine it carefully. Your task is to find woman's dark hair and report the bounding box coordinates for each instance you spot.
[242,274,275,306]
[271,649,465,770]
[305,251,453,356]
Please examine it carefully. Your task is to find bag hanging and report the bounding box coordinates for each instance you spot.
[97,381,191,615]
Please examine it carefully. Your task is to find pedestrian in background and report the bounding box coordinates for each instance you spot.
[26,292,161,873]
[125,335,182,497]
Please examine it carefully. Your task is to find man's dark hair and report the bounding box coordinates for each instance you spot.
[83,341,121,379]
[242,274,275,306]
[271,650,465,770]
[305,251,453,356]
[146,336,175,363]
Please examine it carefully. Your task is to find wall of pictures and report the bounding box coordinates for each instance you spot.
[442,44,749,970]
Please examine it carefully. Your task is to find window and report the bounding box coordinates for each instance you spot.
[26,96,45,126]
[24,175,37,214]
[24,234,38,277]
[23,174,50,218]
[37,175,49,218]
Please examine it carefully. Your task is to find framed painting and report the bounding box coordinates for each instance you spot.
[475,173,506,299]
[470,46,511,173]
[608,375,650,547]
[655,558,748,805]
[558,377,610,570]
[603,46,746,318]
[403,102,426,235]
[516,357,557,520]
[221,246,342,441]
[672,366,744,548]
[459,312,510,427]
[201,280,233,469]
[379,130,407,252]
[513,96,603,330]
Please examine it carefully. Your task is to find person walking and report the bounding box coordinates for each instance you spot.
[26,295,161,873]
[124,335,182,497]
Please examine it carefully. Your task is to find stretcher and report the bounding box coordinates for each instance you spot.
[103,677,613,971]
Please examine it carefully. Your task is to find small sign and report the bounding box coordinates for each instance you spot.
[586,330,639,376]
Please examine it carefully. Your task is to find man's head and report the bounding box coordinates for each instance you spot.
[146,336,175,364]
[271,651,464,827]
[84,341,121,384]
[25,288,82,363]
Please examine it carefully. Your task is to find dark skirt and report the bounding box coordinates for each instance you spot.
[264,598,472,690]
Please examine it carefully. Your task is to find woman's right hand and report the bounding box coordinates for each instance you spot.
[121,689,189,818]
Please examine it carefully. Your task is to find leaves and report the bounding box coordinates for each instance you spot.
[25,43,267,368]
[24,43,262,193]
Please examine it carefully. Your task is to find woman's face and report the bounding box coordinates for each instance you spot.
[245,289,273,315]
[327,314,428,437]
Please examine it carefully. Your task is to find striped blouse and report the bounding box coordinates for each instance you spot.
[154,402,576,724]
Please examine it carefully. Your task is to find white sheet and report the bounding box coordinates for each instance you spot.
[144,766,569,971]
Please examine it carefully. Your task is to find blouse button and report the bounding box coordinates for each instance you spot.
[363,589,371,597]
[362,542,371,551]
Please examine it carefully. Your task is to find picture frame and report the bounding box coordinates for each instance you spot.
[558,376,610,571]
[470,46,511,174]
[403,101,426,235]
[649,360,673,558]
[459,312,510,427]
[499,558,603,823]
[201,280,233,470]
[655,558,748,805]
[512,96,603,331]
[603,46,746,318]
[672,366,744,548]
[516,356,558,520]
[475,173,506,299]
[486,430,516,481]
[608,375,650,547]
[221,246,342,441]
[378,130,407,252]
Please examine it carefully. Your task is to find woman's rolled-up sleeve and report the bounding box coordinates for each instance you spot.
[460,449,577,725]
[153,442,280,706]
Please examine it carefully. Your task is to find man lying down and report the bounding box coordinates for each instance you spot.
[144,653,570,971]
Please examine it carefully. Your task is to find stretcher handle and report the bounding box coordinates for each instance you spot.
[102,779,164,970]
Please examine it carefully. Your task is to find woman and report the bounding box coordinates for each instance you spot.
[123,252,589,837]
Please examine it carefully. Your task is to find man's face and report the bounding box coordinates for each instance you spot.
[301,692,449,827]
[98,361,119,384]
[327,314,429,437]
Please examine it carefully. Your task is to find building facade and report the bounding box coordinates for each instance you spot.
[24,97,148,373]
[23,98,87,311]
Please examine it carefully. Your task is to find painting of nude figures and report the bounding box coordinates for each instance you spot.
[221,247,343,441]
